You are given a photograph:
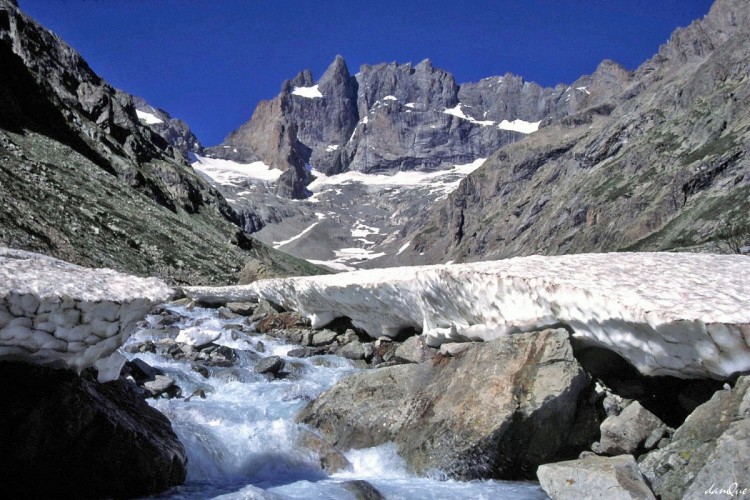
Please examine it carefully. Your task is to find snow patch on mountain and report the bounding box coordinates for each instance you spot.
[396,241,412,255]
[191,155,283,185]
[292,84,323,98]
[307,158,486,194]
[273,221,321,249]
[443,104,496,126]
[135,109,164,125]
[498,119,541,134]
[351,222,381,244]
[185,252,750,380]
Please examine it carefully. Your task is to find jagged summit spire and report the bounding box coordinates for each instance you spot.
[415,58,433,71]
[319,55,352,89]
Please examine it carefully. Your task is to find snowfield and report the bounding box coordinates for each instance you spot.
[190,154,283,185]
[185,252,750,379]
[0,248,172,381]
[443,104,540,133]
[306,158,486,197]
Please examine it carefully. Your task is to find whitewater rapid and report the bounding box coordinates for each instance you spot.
[121,303,546,499]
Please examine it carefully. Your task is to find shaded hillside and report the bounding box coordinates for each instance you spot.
[400,0,750,263]
[0,0,323,285]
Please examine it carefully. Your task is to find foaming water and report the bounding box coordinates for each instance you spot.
[122,305,547,499]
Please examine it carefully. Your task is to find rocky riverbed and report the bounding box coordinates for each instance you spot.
[2,249,748,499]
[122,292,748,499]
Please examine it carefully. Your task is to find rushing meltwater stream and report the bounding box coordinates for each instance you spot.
[121,304,547,499]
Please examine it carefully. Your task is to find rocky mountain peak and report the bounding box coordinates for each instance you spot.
[637,0,749,79]
[318,55,351,89]
[291,68,314,88]
[356,59,459,111]
[415,58,434,72]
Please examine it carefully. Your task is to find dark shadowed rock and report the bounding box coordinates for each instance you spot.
[298,328,599,479]
[124,358,163,384]
[0,362,186,499]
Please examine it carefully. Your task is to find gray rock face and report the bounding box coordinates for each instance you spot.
[401,0,750,263]
[341,480,385,500]
[254,355,284,375]
[337,340,366,360]
[0,362,187,498]
[638,375,750,500]
[296,428,352,474]
[537,454,656,500]
[597,401,669,456]
[297,328,599,479]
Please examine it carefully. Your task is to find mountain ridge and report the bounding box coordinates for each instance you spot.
[205,53,632,199]
[0,0,324,285]
[395,0,750,264]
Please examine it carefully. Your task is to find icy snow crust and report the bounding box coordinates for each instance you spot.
[0,248,172,380]
[185,253,750,379]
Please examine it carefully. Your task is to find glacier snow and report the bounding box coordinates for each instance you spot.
[0,248,172,381]
[185,252,750,379]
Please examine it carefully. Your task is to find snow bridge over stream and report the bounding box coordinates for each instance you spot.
[185,252,750,380]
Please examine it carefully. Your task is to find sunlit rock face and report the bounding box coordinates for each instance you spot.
[205,53,627,199]
[0,248,172,380]
[186,252,750,380]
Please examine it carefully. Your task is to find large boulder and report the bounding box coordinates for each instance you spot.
[596,401,669,456]
[537,454,655,500]
[297,328,598,479]
[638,376,750,500]
[0,362,187,498]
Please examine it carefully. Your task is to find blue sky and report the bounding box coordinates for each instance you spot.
[20,0,713,146]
